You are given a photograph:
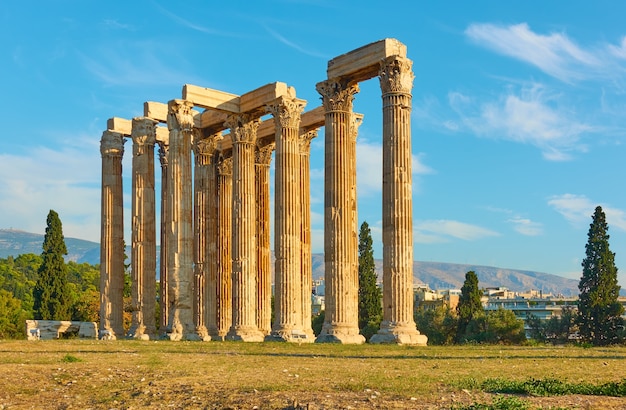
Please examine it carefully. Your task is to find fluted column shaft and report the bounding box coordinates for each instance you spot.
[255,143,274,335]
[99,130,125,339]
[128,118,158,340]
[192,133,220,341]
[316,79,364,344]
[212,156,232,339]
[371,56,427,345]
[300,130,317,339]
[158,141,169,335]
[226,115,264,342]
[267,97,311,342]
[166,99,196,340]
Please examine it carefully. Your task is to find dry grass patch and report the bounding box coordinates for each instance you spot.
[0,340,624,409]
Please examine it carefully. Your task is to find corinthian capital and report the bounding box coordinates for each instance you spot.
[167,99,195,132]
[255,142,275,166]
[224,114,260,145]
[379,56,414,95]
[299,129,318,154]
[158,143,169,167]
[131,117,157,155]
[316,79,359,112]
[100,131,125,157]
[266,97,306,130]
[217,156,233,176]
[194,132,221,163]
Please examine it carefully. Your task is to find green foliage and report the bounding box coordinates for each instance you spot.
[414,305,457,345]
[357,221,382,341]
[462,377,626,397]
[578,206,624,345]
[0,289,28,339]
[61,354,82,363]
[33,210,72,320]
[452,396,531,410]
[312,311,325,336]
[457,271,484,342]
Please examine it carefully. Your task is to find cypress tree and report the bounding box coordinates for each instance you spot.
[578,206,624,345]
[33,210,71,320]
[456,270,483,342]
[358,221,382,340]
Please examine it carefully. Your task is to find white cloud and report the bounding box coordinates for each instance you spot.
[0,143,102,242]
[548,194,626,231]
[414,219,499,243]
[465,22,604,83]
[449,84,593,160]
[508,217,543,236]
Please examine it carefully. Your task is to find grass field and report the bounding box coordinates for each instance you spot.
[0,340,625,409]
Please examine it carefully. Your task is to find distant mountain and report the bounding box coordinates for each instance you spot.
[0,229,100,264]
[1,228,580,296]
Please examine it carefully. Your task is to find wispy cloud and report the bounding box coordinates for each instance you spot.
[79,40,201,87]
[102,19,133,31]
[465,22,610,83]
[262,24,329,59]
[548,194,626,231]
[414,219,499,243]
[0,142,102,242]
[155,4,241,37]
[508,217,543,236]
[449,84,593,161]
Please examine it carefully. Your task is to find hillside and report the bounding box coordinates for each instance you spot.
[1,228,580,295]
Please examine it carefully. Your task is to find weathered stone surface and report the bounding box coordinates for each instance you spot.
[99,130,125,339]
[371,56,426,346]
[26,320,97,340]
[316,79,364,345]
[226,114,265,342]
[327,38,407,83]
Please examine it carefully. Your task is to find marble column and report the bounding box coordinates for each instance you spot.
[255,142,274,336]
[226,114,264,342]
[157,140,169,336]
[202,134,222,340]
[99,130,125,340]
[315,79,364,344]
[266,97,311,342]
[165,99,196,341]
[211,155,232,340]
[299,130,318,340]
[371,56,427,345]
[128,117,158,340]
[192,132,220,342]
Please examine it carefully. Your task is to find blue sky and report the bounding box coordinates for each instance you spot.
[2,1,626,285]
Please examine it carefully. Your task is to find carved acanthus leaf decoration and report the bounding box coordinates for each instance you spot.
[167,100,195,132]
[100,131,125,157]
[266,97,305,129]
[316,79,359,112]
[379,56,414,95]
[225,114,260,144]
[299,130,318,153]
[255,142,275,165]
[217,156,233,175]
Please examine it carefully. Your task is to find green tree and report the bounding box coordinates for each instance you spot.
[414,305,457,345]
[578,206,624,346]
[358,221,382,341]
[0,289,28,339]
[457,270,484,342]
[33,210,71,320]
[545,306,577,344]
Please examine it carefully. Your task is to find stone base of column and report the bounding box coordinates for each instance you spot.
[127,325,155,341]
[265,329,315,343]
[315,325,365,344]
[226,326,265,342]
[369,322,428,346]
[191,326,211,341]
[98,328,119,340]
